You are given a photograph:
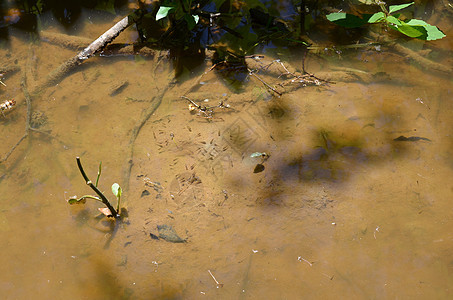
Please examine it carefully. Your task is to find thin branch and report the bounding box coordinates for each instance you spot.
[122,81,172,191]
[0,134,27,163]
[248,68,282,96]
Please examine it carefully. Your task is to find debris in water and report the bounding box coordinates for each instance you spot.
[149,233,159,240]
[393,136,431,142]
[208,270,224,288]
[253,164,265,173]
[297,256,313,266]
[108,79,128,96]
[374,226,380,239]
[157,224,186,243]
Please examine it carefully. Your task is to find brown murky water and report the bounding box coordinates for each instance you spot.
[1,8,453,300]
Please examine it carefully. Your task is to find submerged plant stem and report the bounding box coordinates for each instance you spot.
[76,157,119,218]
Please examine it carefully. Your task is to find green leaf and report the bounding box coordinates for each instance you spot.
[68,197,86,205]
[184,14,198,30]
[406,19,446,40]
[368,12,385,23]
[389,2,414,14]
[396,24,424,38]
[326,12,368,28]
[156,6,174,21]
[112,183,122,198]
[386,15,402,26]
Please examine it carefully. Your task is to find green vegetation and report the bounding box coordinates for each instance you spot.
[327,1,445,41]
[68,157,123,219]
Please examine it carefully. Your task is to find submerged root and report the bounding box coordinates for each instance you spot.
[370,32,452,75]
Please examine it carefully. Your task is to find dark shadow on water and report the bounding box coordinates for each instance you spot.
[228,118,414,207]
[81,255,185,299]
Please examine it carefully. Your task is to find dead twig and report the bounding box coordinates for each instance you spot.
[248,68,282,96]
[297,256,313,267]
[181,96,230,120]
[208,270,224,288]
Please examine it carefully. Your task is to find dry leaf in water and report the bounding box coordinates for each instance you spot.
[98,207,113,217]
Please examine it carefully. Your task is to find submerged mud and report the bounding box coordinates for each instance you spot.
[1,12,453,300]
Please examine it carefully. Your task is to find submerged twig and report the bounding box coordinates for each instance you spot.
[181,96,230,120]
[297,256,313,267]
[208,270,224,288]
[248,68,282,96]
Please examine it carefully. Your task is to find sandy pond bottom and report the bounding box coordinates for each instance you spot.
[0,26,453,299]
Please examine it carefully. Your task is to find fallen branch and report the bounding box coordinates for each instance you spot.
[33,10,144,95]
[40,30,157,57]
[248,68,282,96]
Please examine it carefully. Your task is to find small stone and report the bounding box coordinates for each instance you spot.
[141,190,150,197]
[157,224,186,243]
[108,80,129,96]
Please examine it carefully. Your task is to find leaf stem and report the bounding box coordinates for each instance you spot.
[116,193,121,213]
[95,161,102,187]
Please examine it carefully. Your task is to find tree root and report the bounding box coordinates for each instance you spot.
[40,31,93,50]
[370,32,452,75]
[1,12,143,163]
[32,11,143,96]
[122,81,174,191]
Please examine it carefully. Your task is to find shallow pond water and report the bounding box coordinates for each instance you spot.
[1,5,453,300]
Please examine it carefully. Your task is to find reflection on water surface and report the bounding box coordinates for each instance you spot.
[1,2,453,299]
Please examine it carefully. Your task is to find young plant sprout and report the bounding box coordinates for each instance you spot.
[68,157,122,219]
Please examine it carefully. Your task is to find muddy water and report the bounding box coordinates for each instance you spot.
[1,12,453,300]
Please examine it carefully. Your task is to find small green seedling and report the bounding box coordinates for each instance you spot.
[68,157,122,219]
[327,1,445,41]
